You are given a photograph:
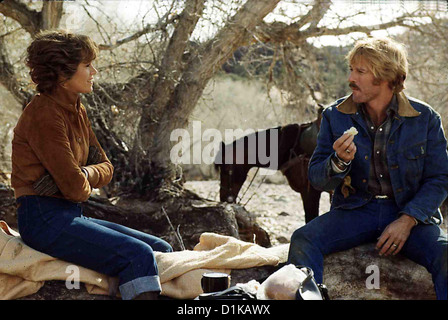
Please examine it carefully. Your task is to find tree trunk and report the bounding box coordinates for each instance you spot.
[0,37,32,105]
[41,1,63,30]
[125,0,281,197]
[129,0,206,188]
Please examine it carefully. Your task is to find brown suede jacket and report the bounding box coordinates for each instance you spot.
[11,87,114,203]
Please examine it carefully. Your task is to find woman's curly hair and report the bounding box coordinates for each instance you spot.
[26,30,99,93]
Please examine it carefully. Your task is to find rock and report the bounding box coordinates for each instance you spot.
[275,236,290,244]
[231,265,278,286]
[323,243,436,300]
[231,242,437,300]
[441,199,447,220]
[232,243,436,300]
[17,281,117,300]
[82,195,272,250]
[0,184,16,228]
[231,204,271,247]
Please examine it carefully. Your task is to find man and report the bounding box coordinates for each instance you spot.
[287,37,448,300]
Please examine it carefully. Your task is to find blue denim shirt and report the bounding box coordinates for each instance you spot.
[309,92,448,225]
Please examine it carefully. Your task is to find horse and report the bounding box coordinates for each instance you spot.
[214,105,324,223]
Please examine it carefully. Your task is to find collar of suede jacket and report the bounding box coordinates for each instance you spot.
[336,92,421,118]
[41,86,81,114]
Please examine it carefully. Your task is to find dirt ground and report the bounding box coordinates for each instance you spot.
[184,178,332,246]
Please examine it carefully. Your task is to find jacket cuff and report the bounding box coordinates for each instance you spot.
[399,212,419,226]
[399,205,432,224]
[331,153,350,173]
[81,167,89,179]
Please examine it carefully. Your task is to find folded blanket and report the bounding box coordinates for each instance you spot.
[0,221,288,299]
[0,220,112,299]
[157,233,288,298]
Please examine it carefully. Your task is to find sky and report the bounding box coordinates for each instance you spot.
[59,0,448,47]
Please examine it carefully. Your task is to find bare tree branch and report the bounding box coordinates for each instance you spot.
[0,37,30,105]
[41,1,63,30]
[301,16,422,38]
[294,0,331,30]
[255,12,427,44]
[97,11,179,51]
[0,0,41,36]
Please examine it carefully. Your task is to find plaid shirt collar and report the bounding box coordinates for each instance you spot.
[357,94,399,122]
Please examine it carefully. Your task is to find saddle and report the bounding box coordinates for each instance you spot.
[299,121,319,157]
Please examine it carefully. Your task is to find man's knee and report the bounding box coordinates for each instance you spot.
[289,227,322,261]
[290,226,318,247]
[291,227,307,246]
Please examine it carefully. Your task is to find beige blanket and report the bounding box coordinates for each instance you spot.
[0,220,288,300]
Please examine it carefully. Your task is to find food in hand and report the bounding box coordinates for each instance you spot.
[344,127,358,136]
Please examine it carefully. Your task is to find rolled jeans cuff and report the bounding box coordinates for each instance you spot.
[119,275,161,300]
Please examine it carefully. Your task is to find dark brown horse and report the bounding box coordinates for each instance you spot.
[214,106,324,223]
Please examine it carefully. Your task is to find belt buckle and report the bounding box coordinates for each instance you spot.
[375,195,389,199]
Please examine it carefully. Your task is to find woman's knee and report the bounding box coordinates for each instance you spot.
[152,238,173,253]
[120,237,157,263]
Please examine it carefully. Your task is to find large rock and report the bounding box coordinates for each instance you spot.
[230,243,437,300]
[322,243,436,300]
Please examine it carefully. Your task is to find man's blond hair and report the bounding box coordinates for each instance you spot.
[346,37,408,93]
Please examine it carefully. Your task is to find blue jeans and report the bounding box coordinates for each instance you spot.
[16,195,173,300]
[288,198,447,300]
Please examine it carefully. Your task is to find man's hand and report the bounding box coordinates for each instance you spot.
[333,133,357,163]
[376,214,416,256]
[33,172,60,196]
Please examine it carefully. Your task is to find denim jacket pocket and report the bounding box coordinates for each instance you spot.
[403,143,426,183]
[405,143,426,160]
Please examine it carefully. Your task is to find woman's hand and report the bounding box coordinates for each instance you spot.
[33,172,60,196]
[86,146,102,165]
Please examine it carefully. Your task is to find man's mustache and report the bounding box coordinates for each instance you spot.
[349,83,360,90]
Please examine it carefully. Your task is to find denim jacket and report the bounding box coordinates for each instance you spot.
[309,92,448,225]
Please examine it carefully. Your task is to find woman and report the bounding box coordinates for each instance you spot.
[11,30,172,300]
